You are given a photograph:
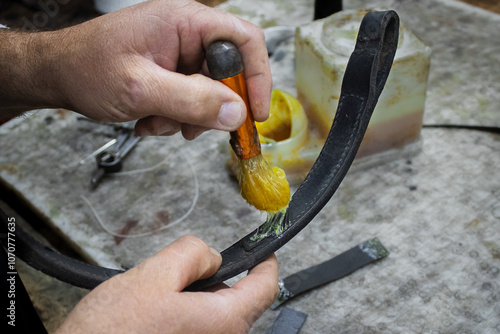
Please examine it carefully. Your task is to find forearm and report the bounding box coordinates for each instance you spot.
[0,29,66,119]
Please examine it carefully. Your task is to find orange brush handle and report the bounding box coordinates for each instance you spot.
[220,73,261,160]
[206,41,262,160]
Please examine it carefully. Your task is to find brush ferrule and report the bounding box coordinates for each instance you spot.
[206,41,244,80]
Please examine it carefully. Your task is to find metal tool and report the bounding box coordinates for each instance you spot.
[79,138,118,165]
[90,129,142,189]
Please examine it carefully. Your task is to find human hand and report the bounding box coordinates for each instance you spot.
[55,235,279,334]
[48,0,270,139]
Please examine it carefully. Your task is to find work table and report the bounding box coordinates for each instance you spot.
[1,0,499,332]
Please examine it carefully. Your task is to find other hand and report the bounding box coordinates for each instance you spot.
[55,235,279,334]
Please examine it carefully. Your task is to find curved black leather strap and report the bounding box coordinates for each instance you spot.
[1,10,399,290]
[187,10,399,290]
[0,208,122,288]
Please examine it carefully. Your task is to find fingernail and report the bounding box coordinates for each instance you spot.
[209,246,220,256]
[192,128,206,139]
[219,102,244,129]
[137,129,153,137]
[157,123,176,136]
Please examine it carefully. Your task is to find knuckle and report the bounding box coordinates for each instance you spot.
[241,22,265,45]
[253,26,266,43]
[123,76,147,111]
[180,234,207,251]
[111,74,147,119]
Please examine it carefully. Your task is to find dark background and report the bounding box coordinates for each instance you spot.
[1,0,498,31]
[0,0,227,30]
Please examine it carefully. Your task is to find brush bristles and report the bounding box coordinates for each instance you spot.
[237,154,290,212]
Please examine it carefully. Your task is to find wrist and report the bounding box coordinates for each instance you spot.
[0,29,67,117]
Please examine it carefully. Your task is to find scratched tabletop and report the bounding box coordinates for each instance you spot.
[1,0,500,333]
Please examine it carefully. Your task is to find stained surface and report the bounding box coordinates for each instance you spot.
[1,0,499,333]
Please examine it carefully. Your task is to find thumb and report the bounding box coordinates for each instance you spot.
[135,66,247,131]
[134,235,222,291]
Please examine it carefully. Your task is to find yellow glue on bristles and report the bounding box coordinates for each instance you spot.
[237,155,290,212]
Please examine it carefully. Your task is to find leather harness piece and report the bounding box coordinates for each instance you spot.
[1,10,399,291]
[188,10,400,291]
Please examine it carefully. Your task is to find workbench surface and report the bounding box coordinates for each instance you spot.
[1,0,499,333]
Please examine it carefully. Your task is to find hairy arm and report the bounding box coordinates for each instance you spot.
[0,29,63,119]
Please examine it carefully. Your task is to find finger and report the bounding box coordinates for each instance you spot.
[135,115,182,136]
[232,254,279,305]
[181,124,210,140]
[132,64,247,132]
[237,32,272,123]
[197,12,272,122]
[204,282,230,293]
[216,255,279,321]
[135,235,222,291]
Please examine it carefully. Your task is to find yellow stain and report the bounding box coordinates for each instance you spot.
[256,90,293,142]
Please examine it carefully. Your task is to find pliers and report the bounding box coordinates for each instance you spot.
[90,128,142,189]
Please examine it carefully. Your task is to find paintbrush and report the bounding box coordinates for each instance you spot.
[207,41,290,212]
